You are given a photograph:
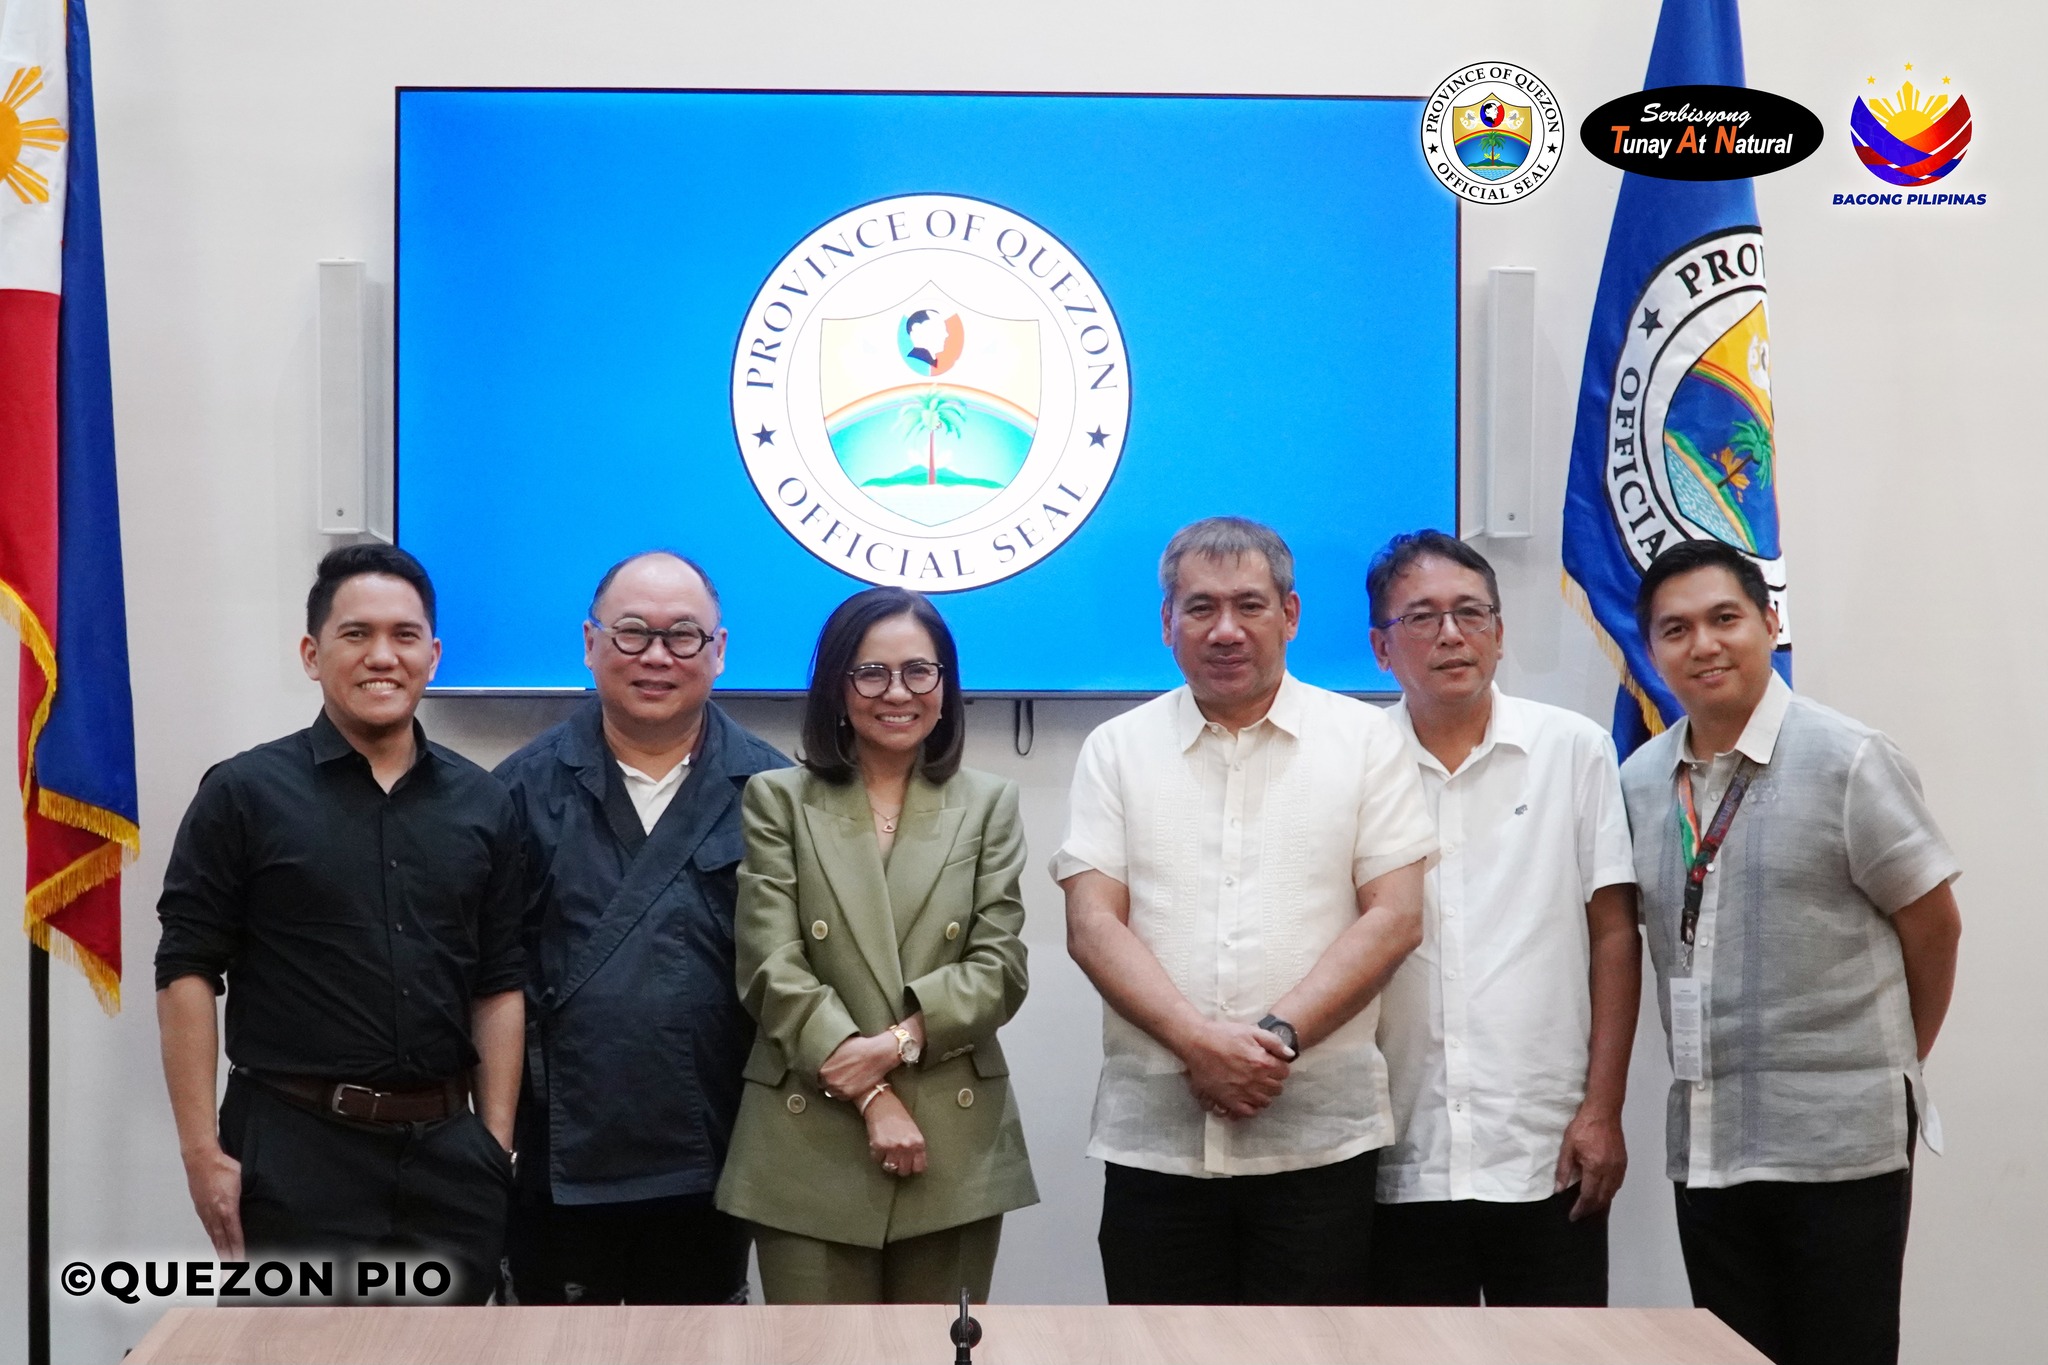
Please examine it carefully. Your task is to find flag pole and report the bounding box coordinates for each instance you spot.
[29,942,50,1365]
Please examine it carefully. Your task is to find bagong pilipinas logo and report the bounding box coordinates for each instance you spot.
[1852,65,1972,186]
[1604,227,1791,643]
[731,194,1129,591]
[1421,62,1565,204]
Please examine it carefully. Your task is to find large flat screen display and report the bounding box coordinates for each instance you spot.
[396,89,1457,693]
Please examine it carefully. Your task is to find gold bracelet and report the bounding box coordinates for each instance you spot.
[858,1082,892,1116]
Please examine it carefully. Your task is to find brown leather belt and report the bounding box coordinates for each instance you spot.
[241,1069,468,1124]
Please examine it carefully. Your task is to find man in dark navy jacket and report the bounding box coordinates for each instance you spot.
[496,550,789,1304]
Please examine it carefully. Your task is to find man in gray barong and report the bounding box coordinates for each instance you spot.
[1621,538,1961,1365]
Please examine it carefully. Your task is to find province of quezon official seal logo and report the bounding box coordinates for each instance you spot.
[1421,62,1564,204]
[1604,227,1791,642]
[732,194,1129,591]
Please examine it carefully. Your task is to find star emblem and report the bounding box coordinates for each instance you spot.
[752,426,775,447]
[1637,307,1663,338]
[1427,143,1439,155]
[1087,426,1110,448]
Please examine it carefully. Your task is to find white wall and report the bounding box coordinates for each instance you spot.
[0,1,2040,1361]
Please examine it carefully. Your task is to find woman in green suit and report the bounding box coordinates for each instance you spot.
[716,587,1037,1303]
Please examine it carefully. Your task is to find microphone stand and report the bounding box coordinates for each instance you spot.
[950,1287,982,1365]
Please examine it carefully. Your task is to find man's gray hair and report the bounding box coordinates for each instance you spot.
[1158,517,1296,600]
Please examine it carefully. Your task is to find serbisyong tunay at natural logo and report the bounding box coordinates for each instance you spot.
[731,194,1130,592]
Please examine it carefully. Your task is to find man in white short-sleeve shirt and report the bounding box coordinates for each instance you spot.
[1056,517,1436,1305]
[1362,531,1640,1308]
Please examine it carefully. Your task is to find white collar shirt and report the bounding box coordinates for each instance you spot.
[1052,673,1438,1177]
[1376,688,1637,1203]
[1674,666,1793,810]
[617,757,690,834]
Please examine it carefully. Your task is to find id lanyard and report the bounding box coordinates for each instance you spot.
[1668,756,1758,1084]
[1674,756,1760,972]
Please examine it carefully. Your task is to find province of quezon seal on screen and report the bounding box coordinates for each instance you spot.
[1421,62,1565,203]
[731,194,1130,591]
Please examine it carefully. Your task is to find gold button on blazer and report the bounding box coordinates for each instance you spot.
[714,765,1039,1249]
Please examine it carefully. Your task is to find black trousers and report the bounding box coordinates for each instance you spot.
[1674,1088,1917,1365]
[220,1073,511,1304]
[507,1193,751,1305]
[1674,1169,1913,1365]
[1098,1149,1379,1305]
[1365,1186,1607,1306]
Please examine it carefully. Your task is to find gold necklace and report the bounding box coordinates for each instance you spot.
[869,804,900,834]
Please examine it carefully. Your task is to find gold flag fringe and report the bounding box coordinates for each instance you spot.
[23,839,124,1015]
[37,786,140,855]
[1560,569,1665,740]
[0,579,59,805]
[3,581,132,1013]
[26,915,121,1015]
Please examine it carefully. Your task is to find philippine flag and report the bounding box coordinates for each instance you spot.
[0,0,138,1010]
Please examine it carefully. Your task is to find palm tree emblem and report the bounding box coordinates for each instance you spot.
[896,387,967,485]
[1712,418,1774,494]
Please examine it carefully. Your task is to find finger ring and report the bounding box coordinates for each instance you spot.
[882,1160,899,1174]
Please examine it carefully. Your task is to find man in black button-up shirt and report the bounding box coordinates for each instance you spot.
[155,544,525,1303]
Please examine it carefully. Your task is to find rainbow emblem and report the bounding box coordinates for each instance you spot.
[822,287,1040,528]
[1662,303,1777,559]
[1452,96,1533,180]
[1851,72,1971,187]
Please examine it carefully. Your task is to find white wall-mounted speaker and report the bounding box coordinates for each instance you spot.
[1483,266,1537,539]
[317,258,370,535]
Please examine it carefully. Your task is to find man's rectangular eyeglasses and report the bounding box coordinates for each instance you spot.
[592,620,715,659]
[1378,604,1499,640]
[847,661,944,697]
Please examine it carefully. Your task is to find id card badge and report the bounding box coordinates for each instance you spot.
[1669,977,1704,1082]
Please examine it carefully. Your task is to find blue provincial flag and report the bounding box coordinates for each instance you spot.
[1562,0,1793,757]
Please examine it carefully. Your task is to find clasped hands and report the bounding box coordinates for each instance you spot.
[1181,1019,1295,1120]
[819,1013,928,1177]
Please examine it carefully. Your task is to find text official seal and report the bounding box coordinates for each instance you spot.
[731,193,1130,591]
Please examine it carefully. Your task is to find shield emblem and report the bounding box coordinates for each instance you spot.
[819,286,1041,527]
[1661,302,1780,559]
[1451,97,1534,180]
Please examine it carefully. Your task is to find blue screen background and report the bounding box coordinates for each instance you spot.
[396,90,1457,692]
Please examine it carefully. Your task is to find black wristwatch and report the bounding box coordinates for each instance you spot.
[1257,1014,1299,1056]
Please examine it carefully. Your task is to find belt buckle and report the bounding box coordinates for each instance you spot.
[330,1083,380,1121]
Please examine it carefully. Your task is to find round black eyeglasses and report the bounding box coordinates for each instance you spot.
[593,620,715,659]
[846,661,944,698]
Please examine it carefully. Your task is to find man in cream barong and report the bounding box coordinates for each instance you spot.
[1057,517,1436,1305]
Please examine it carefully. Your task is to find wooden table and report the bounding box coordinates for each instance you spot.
[127,1303,1770,1363]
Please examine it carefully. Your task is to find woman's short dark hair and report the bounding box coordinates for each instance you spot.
[1634,538,1772,639]
[800,588,966,785]
[306,543,437,636]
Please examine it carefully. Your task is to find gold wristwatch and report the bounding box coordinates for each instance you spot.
[890,1025,922,1064]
